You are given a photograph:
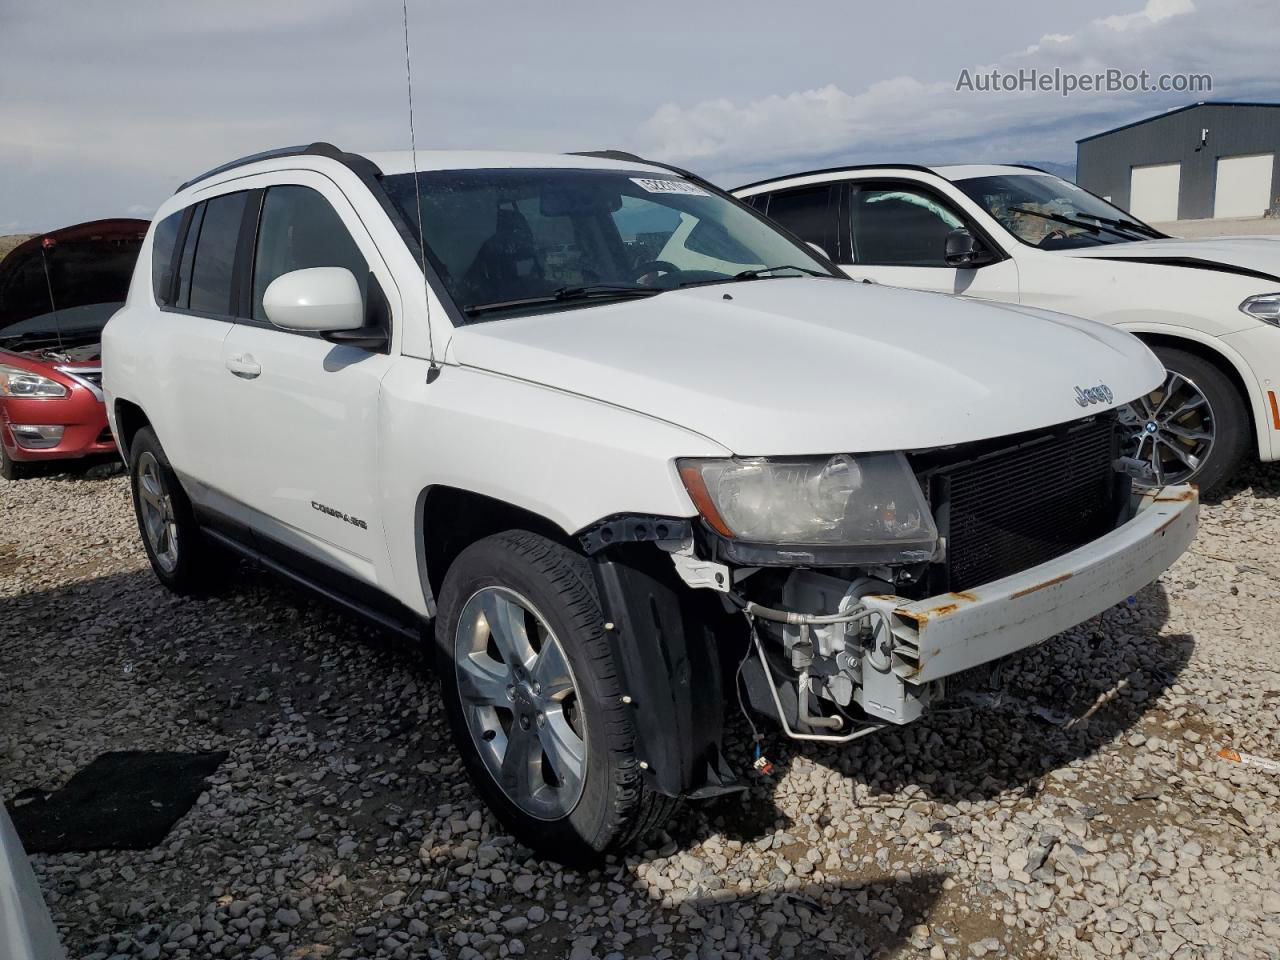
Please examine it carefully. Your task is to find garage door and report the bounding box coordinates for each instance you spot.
[1214,153,1275,219]
[1129,163,1181,222]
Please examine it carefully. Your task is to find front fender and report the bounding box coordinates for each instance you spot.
[378,360,729,616]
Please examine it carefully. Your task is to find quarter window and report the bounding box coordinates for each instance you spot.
[150,212,183,306]
[252,185,368,322]
[848,186,965,267]
[188,192,248,314]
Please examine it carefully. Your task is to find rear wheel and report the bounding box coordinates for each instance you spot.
[128,426,228,594]
[434,531,677,865]
[1120,346,1248,496]
[0,445,28,481]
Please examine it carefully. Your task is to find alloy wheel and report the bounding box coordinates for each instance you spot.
[1119,369,1215,486]
[454,586,587,820]
[137,451,180,573]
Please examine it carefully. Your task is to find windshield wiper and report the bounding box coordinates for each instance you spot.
[463,284,663,317]
[733,264,830,280]
[1008,206,1144,242]
[1074,212,1164,239]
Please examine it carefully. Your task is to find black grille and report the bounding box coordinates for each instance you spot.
[927,418,1122,593]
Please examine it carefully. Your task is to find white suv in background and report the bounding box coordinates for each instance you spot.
[105,144,1195,863]
[734,164,1280,493]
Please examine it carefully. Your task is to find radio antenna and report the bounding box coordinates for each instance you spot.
[401,0,438,374]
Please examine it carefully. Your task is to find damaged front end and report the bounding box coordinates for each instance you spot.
[581,412,1197,795]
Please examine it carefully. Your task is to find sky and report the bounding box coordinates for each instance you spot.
[1,0,1277,233]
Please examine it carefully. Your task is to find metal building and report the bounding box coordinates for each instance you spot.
[1076,101,1280,222]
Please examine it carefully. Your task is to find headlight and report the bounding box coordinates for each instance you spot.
[0,364,68,398]
[1240,293,1280,326]
[678,452,938,558]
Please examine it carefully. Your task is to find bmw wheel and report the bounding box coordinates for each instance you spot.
[434,531,676,865]
[1120,346,1247,496]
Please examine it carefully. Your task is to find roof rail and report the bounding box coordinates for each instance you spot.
[175,142,382,193]
[732,162,942,193]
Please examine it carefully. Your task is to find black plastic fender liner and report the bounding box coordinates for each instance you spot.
[589,548,741,800]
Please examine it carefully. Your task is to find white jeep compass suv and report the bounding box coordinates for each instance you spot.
[104,143,1197,863]
[734,164,1280,494]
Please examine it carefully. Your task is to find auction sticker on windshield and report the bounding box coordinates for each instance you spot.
[631,177,709,197]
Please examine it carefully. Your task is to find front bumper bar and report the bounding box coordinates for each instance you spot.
[861,484,1197,696]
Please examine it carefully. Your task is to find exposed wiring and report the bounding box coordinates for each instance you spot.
[732,616,763,749]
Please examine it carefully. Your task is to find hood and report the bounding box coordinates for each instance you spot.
[450,278,1163,455]
[0,218,147,340]
[1061,236,1280,283]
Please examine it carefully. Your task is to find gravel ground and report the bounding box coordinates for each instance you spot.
[2,463,1280,960]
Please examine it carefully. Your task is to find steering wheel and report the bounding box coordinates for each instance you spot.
[630,260,681,284]
[1040,229,1070,246]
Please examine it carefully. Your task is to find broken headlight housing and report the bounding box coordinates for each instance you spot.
[678,452,938,564]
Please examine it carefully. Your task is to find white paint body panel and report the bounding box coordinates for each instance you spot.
[735,165,1280,462]
[1214,153,1274,219]
[1129,162,1182,222]
[452,278,1162,456]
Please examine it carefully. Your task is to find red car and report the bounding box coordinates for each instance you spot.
[0,219,147,480]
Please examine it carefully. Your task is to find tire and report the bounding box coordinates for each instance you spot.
[434,531,678,865]
[1,444,28,481]
[1129,346,1249,496]
[128,426,228,594]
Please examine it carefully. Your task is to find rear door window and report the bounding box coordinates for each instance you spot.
[763,185,836,255]
[188,192,248,315]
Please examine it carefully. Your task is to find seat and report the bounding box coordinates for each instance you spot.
[463,205,546,301]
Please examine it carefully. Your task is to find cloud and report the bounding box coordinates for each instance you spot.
[1021,34,1075,57]
[636,0,1276,186]
[1099,0,1195,32]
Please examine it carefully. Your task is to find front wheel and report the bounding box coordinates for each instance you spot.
[434,531,677,865]
[1120,346,1248,496]
[1,444,28,481]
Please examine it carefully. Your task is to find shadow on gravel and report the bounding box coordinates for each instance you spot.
[1205,458,1280,505]
[697,582,1192,845]
[2,454,123,482]
[677,872,947,960]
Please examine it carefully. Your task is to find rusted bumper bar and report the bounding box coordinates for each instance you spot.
[862,484,1198,689]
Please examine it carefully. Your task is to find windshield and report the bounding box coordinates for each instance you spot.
[954,173,1164,250]
[382,168,835,319]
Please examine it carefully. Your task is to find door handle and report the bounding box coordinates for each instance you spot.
[225,354,262,379]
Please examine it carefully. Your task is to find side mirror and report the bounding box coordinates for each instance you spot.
[263,267,364,333]
[944,229,996,268]
[806,241,833,261]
